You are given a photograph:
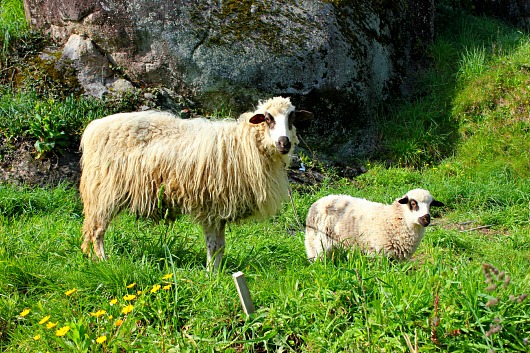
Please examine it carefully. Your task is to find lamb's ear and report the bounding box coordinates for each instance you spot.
[294,110,314,122]
[431,200,445,207]
[249,114,266,124]
[398,196,409,204]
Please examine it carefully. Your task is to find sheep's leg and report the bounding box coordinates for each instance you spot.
[81,215,109,260]
[203,221,226,272]
[92,226,107,260]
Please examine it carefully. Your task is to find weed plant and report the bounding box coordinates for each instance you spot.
[0,89,116,157]
[1,4,530,353]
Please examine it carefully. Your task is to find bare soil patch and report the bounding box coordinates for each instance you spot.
[0,138,81,187]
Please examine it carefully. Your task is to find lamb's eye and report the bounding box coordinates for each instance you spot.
[410,200,419,211]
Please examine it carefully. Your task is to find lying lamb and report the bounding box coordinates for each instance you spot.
[305,189,444,260]
[80,96,313,270]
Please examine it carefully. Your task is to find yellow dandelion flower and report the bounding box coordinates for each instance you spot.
[123,294,136,301]
[163,284,171,290]
[33,334,41,341]
[96,335,107,344]
[55,325,70,337]
[65,288,77,296]
[150,284,161,293]
[39,315,51,324]
[137,290,143,295]
[121,304,133,315]
[90,309,107,318]
[115,319,123,326]
[109,298,118,306]
[162,273,173,280]
[46,321,58,329]
[126,282,136,289]
[19,308,30,317]
[108,315,113,320]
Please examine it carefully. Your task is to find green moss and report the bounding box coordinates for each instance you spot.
[196,84,268,117]
[190,1,315,55]
[14,51,81,97]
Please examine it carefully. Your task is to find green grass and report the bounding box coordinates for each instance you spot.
[1,4,530,353]
[0,0,28,59]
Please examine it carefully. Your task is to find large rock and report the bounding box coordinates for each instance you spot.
[24,0,434,158]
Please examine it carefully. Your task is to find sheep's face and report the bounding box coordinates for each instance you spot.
[249,98,313,155]
[398,189,444,228]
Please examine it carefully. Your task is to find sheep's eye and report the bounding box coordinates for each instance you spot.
[409,200,419,211]
[264,113,273,123]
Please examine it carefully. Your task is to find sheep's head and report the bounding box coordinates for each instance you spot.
[248,97,313,155]
[397,189,444,228]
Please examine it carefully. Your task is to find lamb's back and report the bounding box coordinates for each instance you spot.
[307,195,395,252]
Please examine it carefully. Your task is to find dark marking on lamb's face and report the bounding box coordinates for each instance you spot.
[399,189,444,228]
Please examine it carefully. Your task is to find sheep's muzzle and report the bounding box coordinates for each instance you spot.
[276,136,291,154]
[418,214,431,227]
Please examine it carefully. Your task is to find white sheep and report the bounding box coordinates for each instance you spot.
[80,96,313,270]
[305,189,444,261]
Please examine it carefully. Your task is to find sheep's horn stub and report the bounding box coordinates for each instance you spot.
[418,214,431,227]
[276,136,291,154]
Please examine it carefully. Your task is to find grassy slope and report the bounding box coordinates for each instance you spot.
[1,4,530,353]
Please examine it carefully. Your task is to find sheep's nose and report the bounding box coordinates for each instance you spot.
[418,214,431,227]
[276,136,291,154]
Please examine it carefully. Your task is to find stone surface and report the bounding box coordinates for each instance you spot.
[24,0,435,159]
[58,34,113,97]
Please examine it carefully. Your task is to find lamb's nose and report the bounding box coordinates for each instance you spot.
[419,214,431,227]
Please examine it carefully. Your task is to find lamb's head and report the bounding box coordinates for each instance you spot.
[248,96,313,155]
[397,188,444,228]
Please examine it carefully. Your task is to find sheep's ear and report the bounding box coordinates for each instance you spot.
[431,200,445,207]
[398,196,409,204]
[294,110,314,122]
[249,114,266,124]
